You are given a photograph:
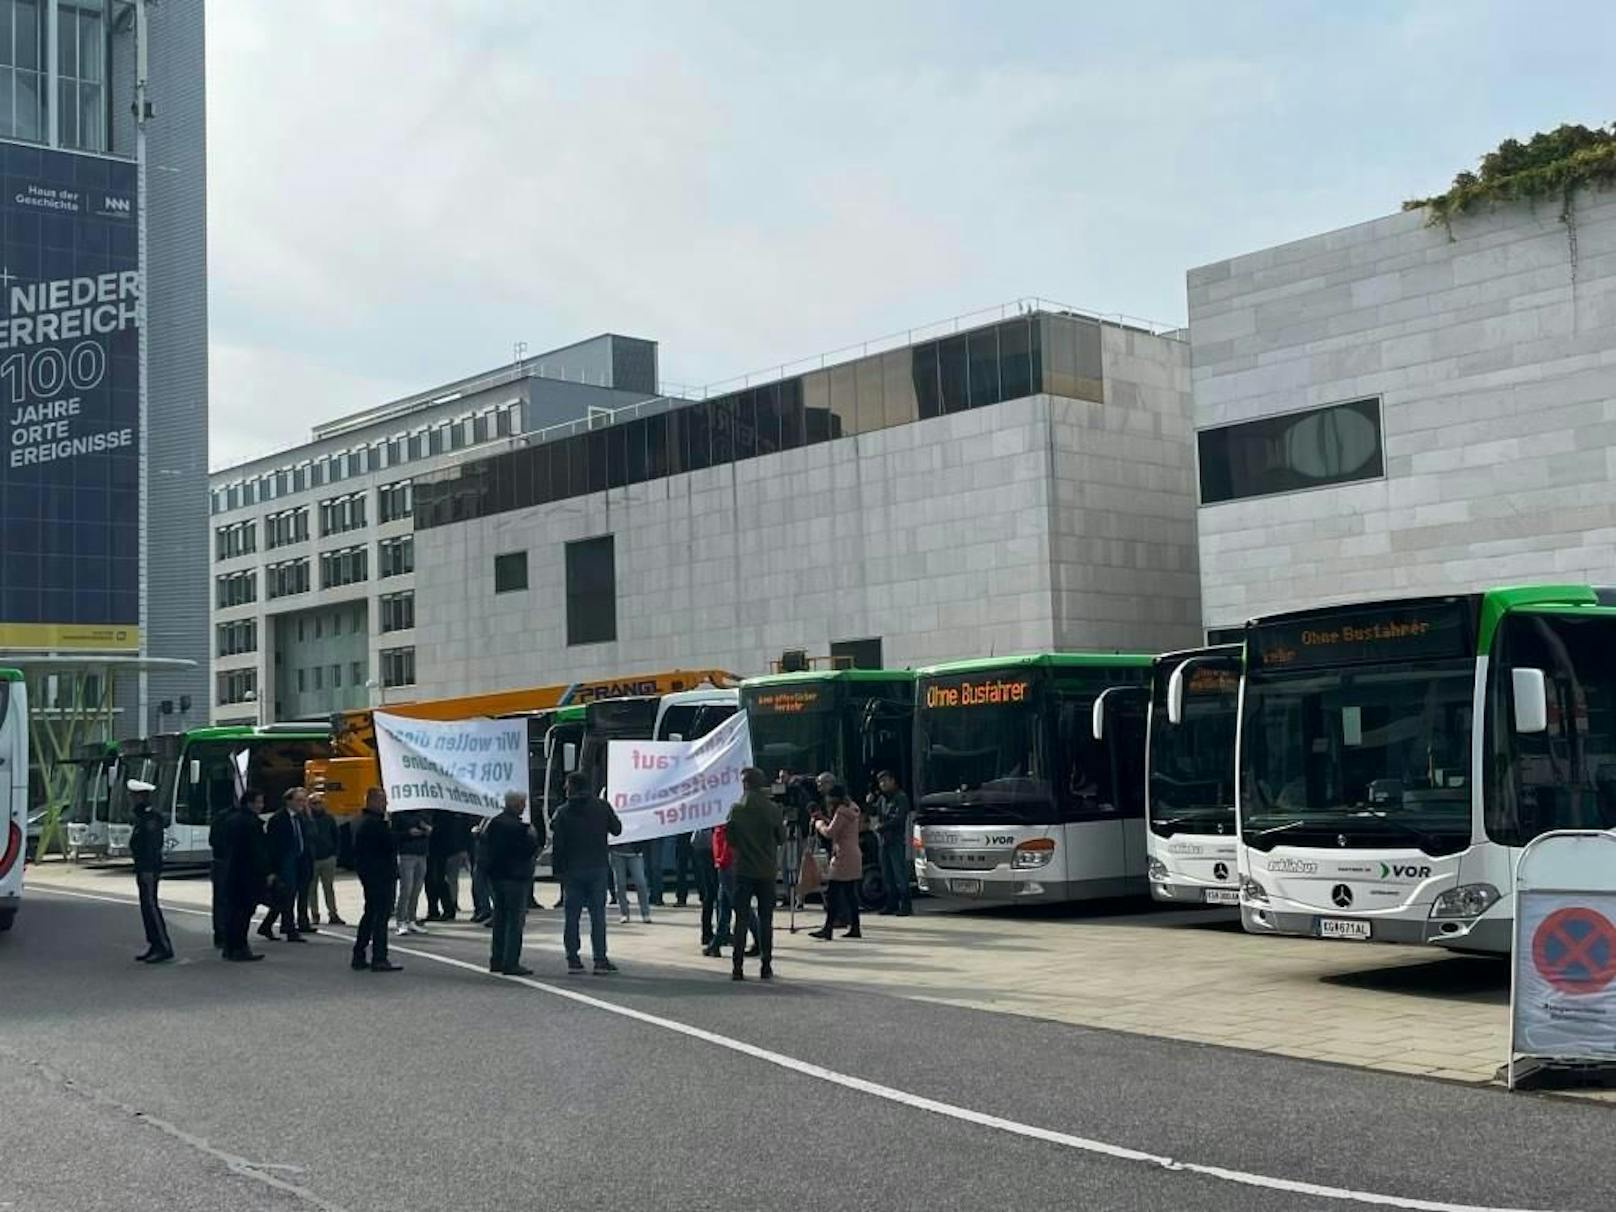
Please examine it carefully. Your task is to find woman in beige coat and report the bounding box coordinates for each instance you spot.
[809,786,863,940]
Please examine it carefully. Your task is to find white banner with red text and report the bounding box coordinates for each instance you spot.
[605,712,752,845]
[374,711,529,818]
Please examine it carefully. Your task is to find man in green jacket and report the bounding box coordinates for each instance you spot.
[726,767,785,982]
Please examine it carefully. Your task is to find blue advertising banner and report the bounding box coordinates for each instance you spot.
[0,143,140,651]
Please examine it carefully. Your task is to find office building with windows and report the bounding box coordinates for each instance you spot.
[1189,190,1616,633]
[406,304,1203,697]
[206,334,660,723]
[0,0,209,735]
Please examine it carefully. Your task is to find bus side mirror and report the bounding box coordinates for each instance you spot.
[189,759,201,784]
[669,733,683,742]
[1167,663,1188,726]
[1092,695,1108,742]
[563,742,578,773]
[1512,668,1549,734]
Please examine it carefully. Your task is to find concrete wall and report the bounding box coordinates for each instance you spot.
[1189,190,1616,631]
[411,331,1199,695]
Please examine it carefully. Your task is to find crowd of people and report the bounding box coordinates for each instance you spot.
[124,763,915,985]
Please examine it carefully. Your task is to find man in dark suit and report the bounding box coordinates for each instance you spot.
[259,787,308,943]
[221,789,268,962]
[352,787,402,972]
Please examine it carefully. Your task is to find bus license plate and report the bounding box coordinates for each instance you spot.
[1204,888,1239,906]
[1319,918,1371,940]
[950,879,983,895]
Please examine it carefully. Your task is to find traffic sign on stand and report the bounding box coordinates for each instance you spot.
[1509,831,1616,1089]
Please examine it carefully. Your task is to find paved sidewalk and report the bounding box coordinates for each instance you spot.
[28,859,1584,1097]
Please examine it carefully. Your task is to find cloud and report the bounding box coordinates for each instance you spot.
[206,2,1616,467]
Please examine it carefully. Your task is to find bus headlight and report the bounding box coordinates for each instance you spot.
[1147,857,1168,881]
[1240,875,1268,904]
[1012,839,1055,869]
[1430,883,1500,920]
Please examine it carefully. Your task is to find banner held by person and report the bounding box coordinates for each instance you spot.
[606,713,752,845]
[374,712,529,818]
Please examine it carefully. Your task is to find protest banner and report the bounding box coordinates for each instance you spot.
[374,711,529,818]
[605,712,752,845]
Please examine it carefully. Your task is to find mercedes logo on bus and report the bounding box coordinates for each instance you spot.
[1336,834,1348,848]
[1212,862,1229,881]
[1331,884,1354,909]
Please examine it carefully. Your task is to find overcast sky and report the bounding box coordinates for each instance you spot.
[205,0,1616,469]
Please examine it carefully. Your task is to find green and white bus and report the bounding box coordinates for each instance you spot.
[0,668,28,932]
[740,670,915,907]
[913,653,1152,904]
[108,725,332,865]
[63,741,118,861]
[1145,645,1242,907]
[1235,585,1616,954]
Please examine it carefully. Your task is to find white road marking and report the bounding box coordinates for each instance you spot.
[33,883,1563,1212]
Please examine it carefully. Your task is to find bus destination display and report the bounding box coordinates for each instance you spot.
[1250,601,1471,672]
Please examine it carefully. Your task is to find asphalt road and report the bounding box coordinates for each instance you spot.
[2,887,1611,1212]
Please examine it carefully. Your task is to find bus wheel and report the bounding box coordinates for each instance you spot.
[0,908,15,932]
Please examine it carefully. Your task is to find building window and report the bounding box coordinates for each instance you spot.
[351,660,365,685]
[214,520,257,561]
[0,0,43,143]
[379,535,414,578]
[378,479,413,524]
[381,646,416,688]
[830,637,884,671]
[379,591,414,633]
[319,545,368,589]
[494,551,528,594]
[265,506,309,549]
[58,0,108,149]
[266,558,311,599]
[215,619,257,658]
[215,570,257,608]
[565,536,615,645]
[319,491,368,537]
[1197,397,1385,506]
[217,668,257,707]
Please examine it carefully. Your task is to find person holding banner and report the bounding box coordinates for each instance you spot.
[726,768,785,981]
[609,838,654,926]
[482,791,539,976]
[551,772,623,974]
[352,788,403,973]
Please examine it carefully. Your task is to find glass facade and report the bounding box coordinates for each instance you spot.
[0,0,43,143]
[56,1,103,152]
[416,312,1103,530]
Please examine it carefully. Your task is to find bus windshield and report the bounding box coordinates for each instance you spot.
[748,710,843,783]
[1487,612,1616,844]
[916,685,1048,813]
[107,753,153,825]
[67,760,109,825]
[1149,663,1238,837]
[1241,658,1475,854]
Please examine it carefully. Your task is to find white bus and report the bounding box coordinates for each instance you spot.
[0,669,30,933]
[1237,586,1616,954]
[913,653,1152,904]
[653,688,739,744]
[1146,645,1242,908]
[64,741,117,861]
